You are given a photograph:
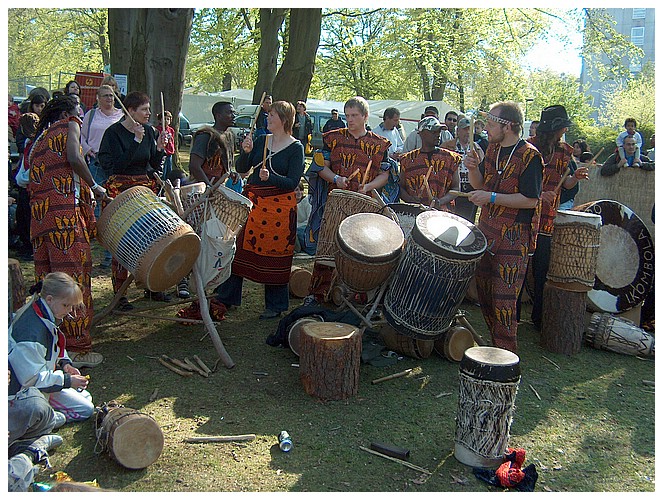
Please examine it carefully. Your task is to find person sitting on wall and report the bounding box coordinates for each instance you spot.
[600,136,654,176]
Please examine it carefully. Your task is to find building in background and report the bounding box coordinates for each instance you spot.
[580,8,655,119]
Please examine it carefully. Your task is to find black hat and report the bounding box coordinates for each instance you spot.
[537,105,572,133]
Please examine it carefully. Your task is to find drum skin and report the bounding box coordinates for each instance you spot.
[575,200,654,313]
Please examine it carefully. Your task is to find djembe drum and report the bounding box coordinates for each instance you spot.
[287,315,324,357]
[380,324,434,360]
[454,346,521,468]
[585,312,655,358]
[384,211,487,340]
[97,186,200,291]
[95,403,164,469]
[335,212,404,292]
[387,202,433,239]
[434,325,476,362]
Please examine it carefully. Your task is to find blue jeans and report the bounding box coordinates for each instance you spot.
[161,155,173,183]
[215,273,289,313]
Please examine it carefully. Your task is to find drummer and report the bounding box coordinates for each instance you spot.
[398,116,462,210]
[465,101,544,353]
[524,105,589,330]
[306,96,391,302]
[98,91,167,310]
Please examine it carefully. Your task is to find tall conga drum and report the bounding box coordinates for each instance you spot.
[384,211,487,340]
[335,213,404,292]
[314,189,385,266]
[575,200,654,313]
[586,312,655,358]
[95,404,164,469]
[454,346,521,468]
[97,186,200,291]
[547,210,602,291]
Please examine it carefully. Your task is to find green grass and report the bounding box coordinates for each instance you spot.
[11,248,655,492]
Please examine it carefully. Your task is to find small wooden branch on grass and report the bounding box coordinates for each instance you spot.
[158,357,193,377]
[372,369,412,385]
[529,383,541,400]
[193,355,212,375]
[359,446,430,474]
[184,357,209,378]
[542,355,561,370]
[185,434,256,444]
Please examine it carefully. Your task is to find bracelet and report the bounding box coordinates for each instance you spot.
[333,174,339,184]
[490,192,497,204]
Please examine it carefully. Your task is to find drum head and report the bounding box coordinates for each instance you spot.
[460,346,520,382]
[107,410,164,469]
[412,211,487,260]
[288,316,323,356]
[576,200,654,313]
[555,209,602,228]
[143,231,201,292]
[336,213,404,262]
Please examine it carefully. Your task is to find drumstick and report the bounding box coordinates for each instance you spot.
[371,368,413,385]
[584,147,605,166]
[468,117,475,152]
[347,168,361,182]
[249,91,267,137]
[554,167,572,194]
[361,159,373,188]
[160,91,165,129]
[261,134,270,173]
[370,189,386,208]
[449,190,472,198]
[112,90,138,126]
[418,163,434,198]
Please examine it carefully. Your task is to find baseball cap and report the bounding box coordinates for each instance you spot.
[418,116,443,132]
[457,117,471,129]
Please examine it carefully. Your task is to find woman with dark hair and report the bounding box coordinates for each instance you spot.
[27,95,107,368]
[98,91,168,308]
[19,87,50,113]
[572,139,590,163]
[216,100,305,319]
[64,80,86,115]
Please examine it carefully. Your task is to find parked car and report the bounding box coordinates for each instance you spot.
[309,111,346,151]
[177,112,193,147]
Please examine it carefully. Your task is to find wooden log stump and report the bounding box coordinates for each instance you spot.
[289,266,312,298]
[300,322,362,401]
[540,280,586,355]
[9,258,27,314]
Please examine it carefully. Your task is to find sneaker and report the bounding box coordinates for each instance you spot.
[177,279,190,299]
[70,351,104,369]
[9,434,63,463]
[53,411,66,429]
[144,290,172,302]
[116,297,134,311]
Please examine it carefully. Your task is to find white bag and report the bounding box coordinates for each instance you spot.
[194,201,237,289]
[14,157,30,188]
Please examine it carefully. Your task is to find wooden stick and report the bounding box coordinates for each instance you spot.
[341,296,372,329]
[418,164,434,197]
[162,355,195,372]
[347,168,361,182]
[554,167,572,193]
[642,380,655,387]
[359,446,430,474]
[158,357,194,377]
[149,388,159,402]
[529,383,541,401]
[455,313,487,346]
[370,189,386,208]
[193,355,212,375]
[541,355,561,370]
[185,435,256,444]
[114,310,220,326]
[449,190,472,198]
[184,357,209,378]
[468,117,475,152]
[261,134,270,173]
[249,91,267,137]
[372,368,413,385]
[112,90,138,126]
[361,159,373,187]
[588,147,605,165]
[160,92,165,129]
[180,174,228,220]
[91,274,135,326]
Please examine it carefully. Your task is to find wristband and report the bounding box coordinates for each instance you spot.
[91,183,99,190]
[490,192,497,204]
[333,174,339,184]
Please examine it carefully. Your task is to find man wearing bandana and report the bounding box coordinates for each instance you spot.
[464,101,544,353]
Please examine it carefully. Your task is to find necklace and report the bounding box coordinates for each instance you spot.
[496,139,521,175]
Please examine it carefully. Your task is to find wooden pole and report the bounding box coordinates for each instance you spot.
[468,117,475,152]
[185,435,256,444]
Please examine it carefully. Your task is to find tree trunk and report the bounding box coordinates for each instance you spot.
[9,258,26,314]
[540,281,586,355]
[108,8,193,171]
[253,8,286,103]
[272,9,322,104]
[300,322,362,401]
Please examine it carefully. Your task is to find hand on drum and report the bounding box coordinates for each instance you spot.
[334,176,348,190]
[242,135,253,153]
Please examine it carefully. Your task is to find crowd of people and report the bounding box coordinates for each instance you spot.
[7,83,655,490]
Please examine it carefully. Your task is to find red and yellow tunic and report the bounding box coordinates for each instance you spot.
[399,147,462,206]
[479,140,543,255]
[323,128,390,192]
[528,137,574,236]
